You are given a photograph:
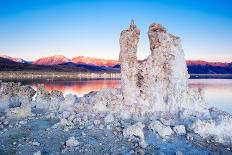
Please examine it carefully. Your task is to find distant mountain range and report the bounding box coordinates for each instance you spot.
[0,54,232,74]
[0,55,119,72]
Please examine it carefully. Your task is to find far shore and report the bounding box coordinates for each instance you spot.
[0,71,232,80]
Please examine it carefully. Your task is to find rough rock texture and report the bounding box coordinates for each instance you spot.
[34,84,64,112]
[149,121,173,138]
[118,21,209,117]
[190,108,232,144]
[173,125,186,135]
[65,136,79,147]
[0,82,35,117]
[123,122,147,148]
[81,21,232,145]
[86,21,208,120]
[119,20,140,107]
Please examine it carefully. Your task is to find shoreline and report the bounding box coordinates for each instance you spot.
[0,71,232,80]
[0,71,120,80]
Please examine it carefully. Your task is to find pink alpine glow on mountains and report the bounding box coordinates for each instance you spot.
[0,54,231,67]
[33,55,118,66]
[72,56,118,67]
[33,55,71,65]
[0,54,26,63]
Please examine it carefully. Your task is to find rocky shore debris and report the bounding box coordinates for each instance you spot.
[0,82,35,117]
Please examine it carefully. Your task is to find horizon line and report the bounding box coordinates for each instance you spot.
[0,53,232,63]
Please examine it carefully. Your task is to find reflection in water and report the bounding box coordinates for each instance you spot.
[188,79,232,114]
[9,79,232,114]
[31,80,120,97]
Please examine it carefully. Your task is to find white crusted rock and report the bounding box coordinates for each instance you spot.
[32,141,40,146]
[59,94,77,112]
[173,125,186,135]
[0,82,36,117]
[149,121,173,138]
[66,136,79,147]
[34,84,51,109]
[119,20,140,106]
[104,113,114,123]
[123,122,147,148]
[190,112,232,144]
[33,151,41,155]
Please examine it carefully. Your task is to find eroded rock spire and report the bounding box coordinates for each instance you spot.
[119,22,203,114]
[119,20,140,105]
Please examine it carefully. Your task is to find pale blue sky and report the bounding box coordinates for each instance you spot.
[0,0,232,61]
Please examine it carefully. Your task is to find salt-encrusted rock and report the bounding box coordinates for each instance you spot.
[61,111,71,119]
[104,113,114,123]
[173,125,186,135]
[123,122,147,148]
[32,141,40,146]
[99,124,104,129]
[118,21,209,117]
[0,82,35,109]
[0,82,36,117]
[65,136,79,147]
[119,20,140,106]
[186,133,194,141]
[149,121,173,138]
[35,85,66,112]
[35,84,50,109]
[190,112,232,144]
[176,151,183,155]
[94,120,101,125]
[6,106,32,118]
[49,90,64,111]
[59,94,77,112]
[33,151,41,155]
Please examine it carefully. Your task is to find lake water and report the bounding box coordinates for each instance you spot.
[5,79,232,114]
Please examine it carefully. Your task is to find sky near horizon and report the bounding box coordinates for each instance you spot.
[0,0,232,62]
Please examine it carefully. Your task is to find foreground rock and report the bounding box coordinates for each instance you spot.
[0,82,35,117]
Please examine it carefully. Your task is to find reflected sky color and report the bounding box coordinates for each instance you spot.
[189,79,232,114]
[25,79,232,114]
[31,80,120,97]
[0,0,232,61]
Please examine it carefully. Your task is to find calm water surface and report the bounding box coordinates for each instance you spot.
[7,79,232,114]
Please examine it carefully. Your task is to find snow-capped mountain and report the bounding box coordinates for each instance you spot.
[0,54,28,63]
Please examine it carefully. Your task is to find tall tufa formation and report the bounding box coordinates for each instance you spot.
[119,20,140,106]
[119,21,205,114]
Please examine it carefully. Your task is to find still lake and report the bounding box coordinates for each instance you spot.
[6,79,232,114]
